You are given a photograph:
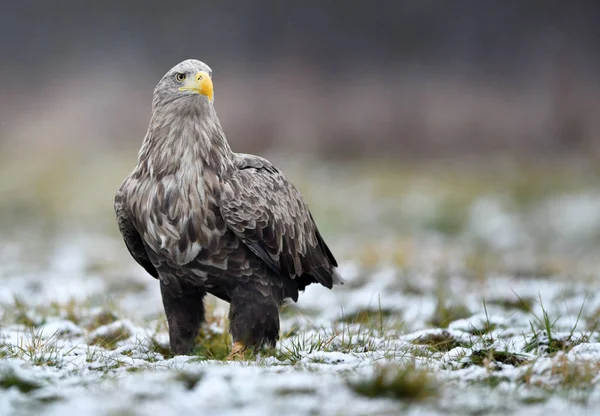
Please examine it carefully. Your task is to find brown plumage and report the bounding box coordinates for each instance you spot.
[114,59,341,356]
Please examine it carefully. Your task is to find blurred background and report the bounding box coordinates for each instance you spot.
[2,0,600,296]
[2,0,600,158]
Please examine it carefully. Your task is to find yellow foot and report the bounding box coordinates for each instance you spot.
[226,342,246,361]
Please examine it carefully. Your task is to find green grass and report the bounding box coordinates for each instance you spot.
[89,326,132,350]
[486,297,534,312]
[412,331,464,353]
[0,369,41,393]
[521,294,588,355]
[336,308,395,326]
[173,370,205,390]
[84,309,118,331]
[469,349,529,367]
[348,363,438,402]
[0,326,72,367]
[192,329,232,361]
[548,355,599,390]
[274,386,318,396]
[429,297,472,329]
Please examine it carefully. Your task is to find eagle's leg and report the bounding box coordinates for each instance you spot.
[160,282,206,356]
[227,284,280,357]
[227,341,247,360]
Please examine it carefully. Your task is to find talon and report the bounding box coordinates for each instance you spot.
[227,342,246,360]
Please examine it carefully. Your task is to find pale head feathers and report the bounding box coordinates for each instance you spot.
[153,59,214,107]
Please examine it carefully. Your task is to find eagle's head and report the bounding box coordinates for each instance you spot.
[152,59,214,108]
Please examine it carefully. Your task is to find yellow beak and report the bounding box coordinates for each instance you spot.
[179,71,213,102]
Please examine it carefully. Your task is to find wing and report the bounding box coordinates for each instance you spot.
[114,188,159,279]
[220,154,338,288]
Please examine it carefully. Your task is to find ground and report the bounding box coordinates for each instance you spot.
[2,157,600,415]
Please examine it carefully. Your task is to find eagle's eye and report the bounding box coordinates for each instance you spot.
[175,73,186,82]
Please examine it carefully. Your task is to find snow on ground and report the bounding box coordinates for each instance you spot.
[2,227,600,416]
[4,166,600,415]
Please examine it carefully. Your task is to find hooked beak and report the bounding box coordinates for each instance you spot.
[179,71,213,102]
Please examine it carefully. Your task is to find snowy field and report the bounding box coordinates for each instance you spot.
[2,159,600,415]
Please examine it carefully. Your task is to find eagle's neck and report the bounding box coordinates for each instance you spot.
[136,97,234,180]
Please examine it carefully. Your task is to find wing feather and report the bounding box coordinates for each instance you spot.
[220,154,337,288]
[114,190,159,279]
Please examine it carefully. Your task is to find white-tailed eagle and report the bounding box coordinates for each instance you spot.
[114,59,341,358]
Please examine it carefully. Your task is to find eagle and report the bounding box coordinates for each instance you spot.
[114,59,342,358]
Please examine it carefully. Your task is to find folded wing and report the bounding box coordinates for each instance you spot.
[219,154,337,289]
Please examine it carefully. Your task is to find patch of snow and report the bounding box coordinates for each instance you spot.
[38,320,83,339]
[4,227,600,415]
[448,313,505,333]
